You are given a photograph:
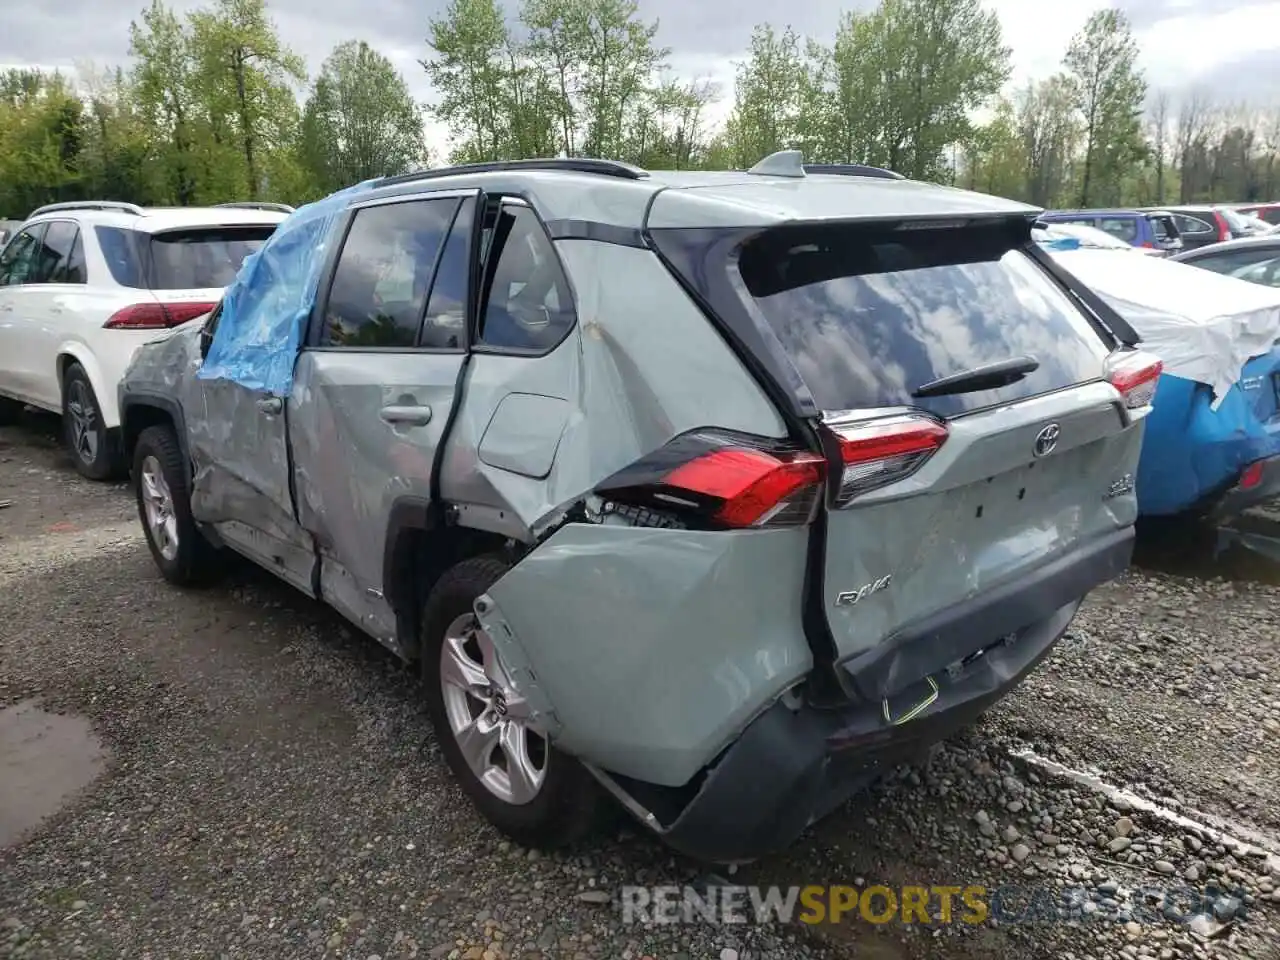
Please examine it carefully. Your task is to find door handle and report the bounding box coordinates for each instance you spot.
[256,396,283,415]
[379,404,432,426]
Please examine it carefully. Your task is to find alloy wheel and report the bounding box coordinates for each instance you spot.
[66,380,99,465]
[438,613,548,805]
[139,455,180,561]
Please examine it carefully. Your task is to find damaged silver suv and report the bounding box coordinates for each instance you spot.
[119,152,1161,862]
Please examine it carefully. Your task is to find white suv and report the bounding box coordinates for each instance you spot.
[0,200,289,479]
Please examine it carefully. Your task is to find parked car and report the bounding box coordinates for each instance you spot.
[1032,221,1162,254]
[119,153,1158,863]
[1048,247,1280,519]
[0,200,288,479]
[1171,235,1280,288]
[1235,202,1280,227]
[1038,208,1183,254]
[1150,204,1259,250]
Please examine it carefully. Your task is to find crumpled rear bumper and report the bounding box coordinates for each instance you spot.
[592,527,1134,864]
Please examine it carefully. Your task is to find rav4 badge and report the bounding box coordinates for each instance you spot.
[836,575,892,606]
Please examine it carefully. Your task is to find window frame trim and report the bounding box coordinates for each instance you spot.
[37,219,88,286]
[306,188,479,355]
[469,194,580,358]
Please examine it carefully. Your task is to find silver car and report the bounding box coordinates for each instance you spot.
[118,153,1161,862]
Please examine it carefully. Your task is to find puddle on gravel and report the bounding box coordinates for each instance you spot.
[0,699,107,848]
[1133,512,1280,585]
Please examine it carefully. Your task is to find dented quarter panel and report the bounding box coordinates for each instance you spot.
[440,239,788,534]
[481,523,814,787]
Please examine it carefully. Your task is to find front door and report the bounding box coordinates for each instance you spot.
[190,303,308,593]
[0,223,49,406]
[287,190,475,645]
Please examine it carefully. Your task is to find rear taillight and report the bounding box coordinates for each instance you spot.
[104,301,217,330]
[822,414,949,507]
[1239,461,1264,490]
[593,430,826,529]
[1213,212,1232,242]
[1140,241,1155,249]
[1106,351,1163,409]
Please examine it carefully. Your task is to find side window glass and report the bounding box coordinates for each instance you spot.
[40,222,86,284]
[1098,217,1138,242]
[321,197,460,349]
[0,225,47,286]
[476,204,575,351]
[1176,216,1211,235]
[419,200,473,349]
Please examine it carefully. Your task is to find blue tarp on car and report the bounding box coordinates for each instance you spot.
[1043,248,1280,517]
[199,179,378,395]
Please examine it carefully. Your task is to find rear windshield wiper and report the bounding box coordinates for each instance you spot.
[911,356,1040,399]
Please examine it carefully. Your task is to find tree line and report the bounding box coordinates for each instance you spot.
[2,0,1278,220]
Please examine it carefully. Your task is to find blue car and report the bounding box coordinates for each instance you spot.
[1041,243,1280,519]
[1039,209,1184,255]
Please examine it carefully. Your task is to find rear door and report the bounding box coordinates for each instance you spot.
[288,190,474,644]
[22,219,91,409]
[1171,212,1220,249]
[730,221,1141,677]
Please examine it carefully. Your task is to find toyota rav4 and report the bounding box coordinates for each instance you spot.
[118,153,1160,862]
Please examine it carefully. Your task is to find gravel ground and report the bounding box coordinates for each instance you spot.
[2,411,1280,960]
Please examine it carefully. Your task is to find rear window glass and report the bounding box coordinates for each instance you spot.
[736,226,1110,419]
[95,225,276,290]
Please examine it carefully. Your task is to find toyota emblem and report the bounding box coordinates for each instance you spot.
[1033,423,1060,458]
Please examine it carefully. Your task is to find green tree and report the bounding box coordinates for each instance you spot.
[189,0,307,198]
[1017,76,1078,207]
[301,41,426,193]
[129,0,201,203]
[723,25,817,167]
[1063,9,1147,206]
[423,0,516,162]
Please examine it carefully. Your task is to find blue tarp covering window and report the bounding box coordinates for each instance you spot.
[199,179,377,395]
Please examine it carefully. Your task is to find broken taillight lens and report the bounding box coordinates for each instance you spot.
[593,430,826,529]
[823,414,949,507]
[1106,351,1163,409]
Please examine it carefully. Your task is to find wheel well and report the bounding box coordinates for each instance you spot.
[388,521,513,661]
[121,403,176,466]
[56,353,78,386]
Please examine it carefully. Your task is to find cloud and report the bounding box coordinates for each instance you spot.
[2,0,1279,157]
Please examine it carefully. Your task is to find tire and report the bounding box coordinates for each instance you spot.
[0,395,23,426]
[61,363,124,480]
[420,555,601,850]
[132,424,218,586]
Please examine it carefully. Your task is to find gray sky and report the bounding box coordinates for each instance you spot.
[4,0,1279,151]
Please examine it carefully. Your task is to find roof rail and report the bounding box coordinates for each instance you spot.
[215,201,296,214]
[803,163,905,181]
[28,200,145,219]
[747,150,806,178]
[375,158,650,188]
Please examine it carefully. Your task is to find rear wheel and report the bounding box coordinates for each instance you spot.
[420,555,601,849]
[133,424,218,585]
[61,363,124,480]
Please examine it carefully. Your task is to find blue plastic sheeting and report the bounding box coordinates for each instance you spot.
[199,179,378,395]
[1137,347,1280,516]
[1040,237,1081,251]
